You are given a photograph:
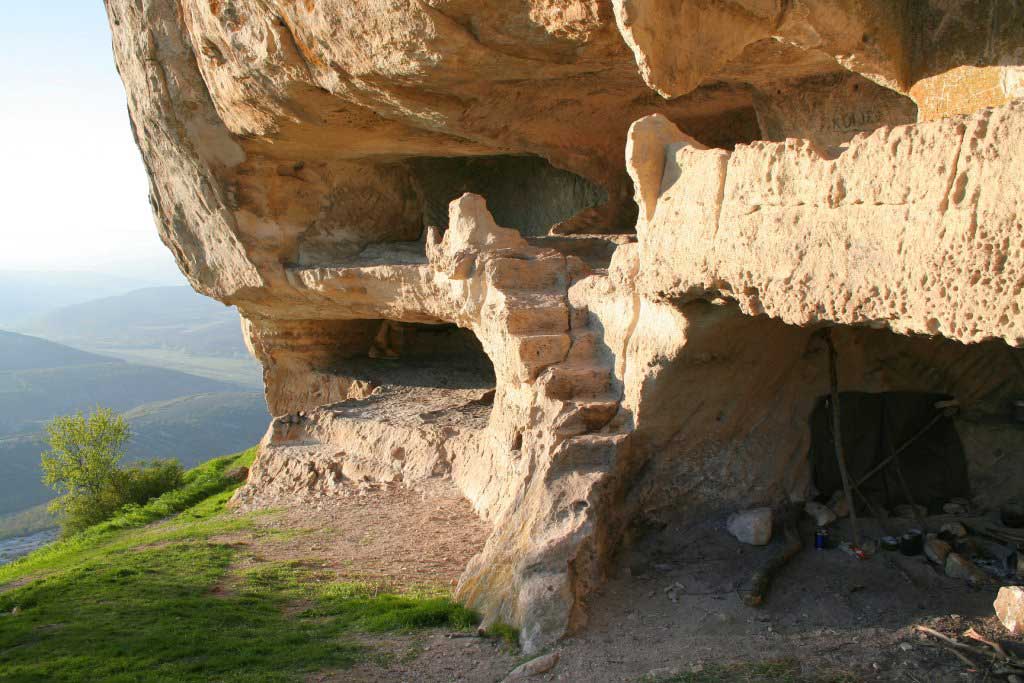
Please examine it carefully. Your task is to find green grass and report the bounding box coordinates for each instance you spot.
[481,621,520,649]
[0,448,479,682]
[642,659,861,683]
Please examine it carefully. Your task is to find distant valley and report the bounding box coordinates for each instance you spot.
[18,285,262,386]
[0,279,270,535]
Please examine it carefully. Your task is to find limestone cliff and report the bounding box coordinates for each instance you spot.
[106,0,1024,653]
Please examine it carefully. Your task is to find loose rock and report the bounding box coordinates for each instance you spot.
[727,507,773,546]
[924,538,951,565]
[995,586,1024,634]
[827,491,849,519]
[805,501,837,527]
[944,553,989,585]
[503,652,559,680]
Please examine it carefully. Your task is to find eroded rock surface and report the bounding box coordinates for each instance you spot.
[107,0,1024,653]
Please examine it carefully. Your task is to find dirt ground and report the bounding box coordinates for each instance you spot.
[227,485,1024,682]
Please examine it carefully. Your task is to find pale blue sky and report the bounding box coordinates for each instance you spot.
[0,2,184,283]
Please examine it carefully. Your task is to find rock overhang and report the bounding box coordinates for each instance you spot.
[106,0,1024,654]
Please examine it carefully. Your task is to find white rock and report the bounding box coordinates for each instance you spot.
[727,507,773,546]
[503,652,559,680]
[994,586,1024,634]
[805,501,837,527]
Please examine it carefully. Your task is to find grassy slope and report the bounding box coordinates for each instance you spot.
[0,448,477,683]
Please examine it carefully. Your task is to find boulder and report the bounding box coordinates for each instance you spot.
[727,508,773,546]
[995,586,1024,634]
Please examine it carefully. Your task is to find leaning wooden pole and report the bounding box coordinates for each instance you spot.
[825,329,861,547]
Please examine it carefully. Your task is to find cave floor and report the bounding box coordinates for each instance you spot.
[225,485,1024,682]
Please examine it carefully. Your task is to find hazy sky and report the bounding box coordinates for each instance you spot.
[0,2,184,283]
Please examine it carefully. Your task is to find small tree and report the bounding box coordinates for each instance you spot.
[41,408,131,533]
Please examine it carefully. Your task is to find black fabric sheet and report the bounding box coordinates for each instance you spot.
[809,391,968,514]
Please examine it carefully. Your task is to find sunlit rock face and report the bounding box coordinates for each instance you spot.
[106,0,1023,653]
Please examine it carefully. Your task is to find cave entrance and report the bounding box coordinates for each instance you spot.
[809,391,969,514]
[407,154,612,236]
[333,320,495,392]
[261,319,498,490]
[317,319,498,439]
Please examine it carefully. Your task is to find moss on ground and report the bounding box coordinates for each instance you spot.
[0,448,479,682]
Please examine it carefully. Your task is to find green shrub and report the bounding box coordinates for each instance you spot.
[117,459,185,507]
[41,408,185,534]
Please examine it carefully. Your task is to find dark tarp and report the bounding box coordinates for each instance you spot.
[809,391,968,514]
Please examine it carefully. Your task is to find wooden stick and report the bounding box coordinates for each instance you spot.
[744,504,802,607]
[915,626,1000,660]
[964,627,1010,660]
[825,330,860,547]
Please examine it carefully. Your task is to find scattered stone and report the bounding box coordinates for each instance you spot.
[827,491,849,519]
[805,501,837,527]
[727,507,773,546]
[944,552,989,585]
[995,586,1024,634]
[644,666,681,680]
[924,538,952,565]
[503,652,559,680]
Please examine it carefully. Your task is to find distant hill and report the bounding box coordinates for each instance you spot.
[21,286,263,387]
[0,329,112,371]
[0,392,269,516]
[0,270,157,327]
[0,331,245,436]
[24,286,249,358]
